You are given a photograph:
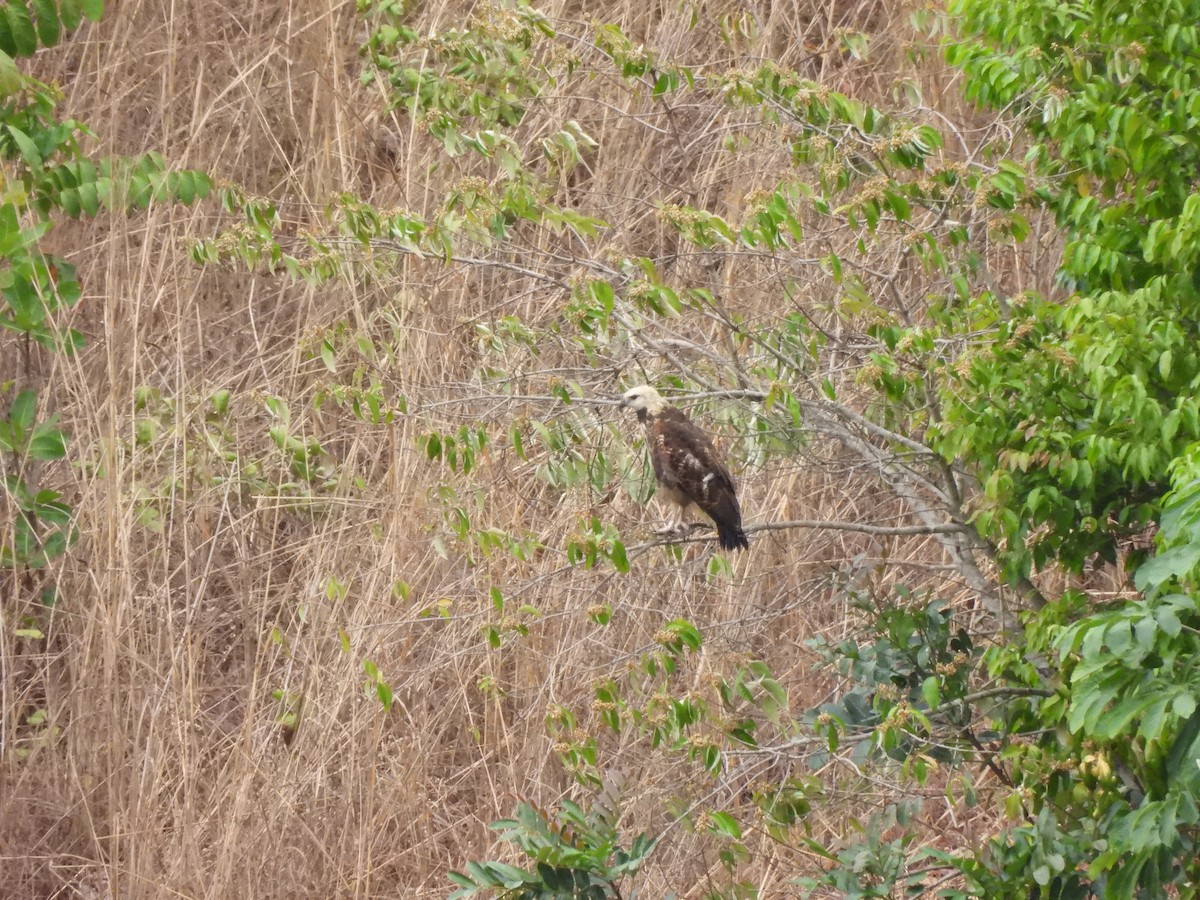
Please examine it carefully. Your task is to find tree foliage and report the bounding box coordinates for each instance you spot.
[939,0,1200,582]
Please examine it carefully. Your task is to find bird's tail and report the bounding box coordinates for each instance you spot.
[717,520,750,551]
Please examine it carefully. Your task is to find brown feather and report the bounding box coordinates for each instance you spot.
[646,407,748,550]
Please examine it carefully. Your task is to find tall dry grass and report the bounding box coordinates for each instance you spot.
[0,0,1027,896]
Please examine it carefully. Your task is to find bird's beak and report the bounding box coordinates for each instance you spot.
[618,397,628,409]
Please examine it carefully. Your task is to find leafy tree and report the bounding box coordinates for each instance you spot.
[767,1,1200,894]
[939,0,1200,582]
[910,3,1200,893]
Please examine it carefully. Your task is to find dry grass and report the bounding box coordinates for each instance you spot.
[0,0,1032,896]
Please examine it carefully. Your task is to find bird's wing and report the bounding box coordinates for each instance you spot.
[650,409,738,507]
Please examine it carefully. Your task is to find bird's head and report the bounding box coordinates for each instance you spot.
[619,385,668,416]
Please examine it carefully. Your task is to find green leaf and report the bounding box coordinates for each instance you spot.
[663,618,702,651]
[9,388,35,431]
[57,0,81,29]
[759,677,787,722]
[707,811,743,840]
[31,0,59,46]
[7,124,42,167]
[172,170,197,205]
[465,861,500,886]
[0,48,23,96]
[446,870,477,889]
[0,17,14,60]
[78,180,99,216]
[375,680,393,710]
[610,540,629,573]
[59,187,81,217]
[1173,693,1197,721]
[28,426,67,460]
[508,422,525,459]
[4,2,37,56]
[1135,544,1200,591]
[482,862,534,887]
[921,675,940,710]
[1167,705,1200,780]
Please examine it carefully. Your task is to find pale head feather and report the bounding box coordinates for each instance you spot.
[619,385,668,415]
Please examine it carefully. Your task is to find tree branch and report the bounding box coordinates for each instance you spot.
[628,518,969,556]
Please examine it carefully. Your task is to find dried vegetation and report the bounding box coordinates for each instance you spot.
[2,0,1037,896]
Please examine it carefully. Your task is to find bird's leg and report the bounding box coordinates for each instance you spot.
[677,504,699,535]
[655,504,684,536]
[670,506,697,536]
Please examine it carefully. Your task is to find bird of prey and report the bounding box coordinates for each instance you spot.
[619,385,749,551]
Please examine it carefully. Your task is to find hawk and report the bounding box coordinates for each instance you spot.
[619,385,749,551]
